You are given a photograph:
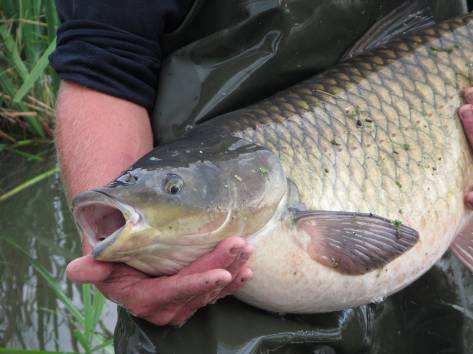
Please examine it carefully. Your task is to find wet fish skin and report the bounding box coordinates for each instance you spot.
[211,13,473,311]
[73,14,473,313]
[220,14,473,220]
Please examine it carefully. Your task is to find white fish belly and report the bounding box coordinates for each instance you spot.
[235,202,470,314]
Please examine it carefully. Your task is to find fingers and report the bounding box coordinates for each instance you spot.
[460,88,473,147]
[170,284,226,327]
[464,87,473,104]
[121,269,231,324]
[224,244,253,277]
[152,269,232,304]
[162,239,253,326]
[170,266,253,326]
[66,254,114,283]
[460,89,473,210]
[164,286,225,326]
[179,237,247,275]
[146,308,185,326]
[217,266,253,299]
[74,236,252,327]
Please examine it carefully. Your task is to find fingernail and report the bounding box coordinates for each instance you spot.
[464,88,473,102]
[229,246,242,256]
[459,105,473,120]
[239,253,250,262]
[241,269,253,282]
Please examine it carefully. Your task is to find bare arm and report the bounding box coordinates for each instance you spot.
[56,81,252,326]
[56,81,153,199]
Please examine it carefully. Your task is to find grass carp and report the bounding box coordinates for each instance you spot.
[73,9,473,313]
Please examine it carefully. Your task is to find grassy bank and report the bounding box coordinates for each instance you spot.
[0,0,58,143]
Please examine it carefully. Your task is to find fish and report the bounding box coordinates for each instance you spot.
[72,6,473,314]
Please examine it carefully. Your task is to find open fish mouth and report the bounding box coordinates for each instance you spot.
[72,190,140,259]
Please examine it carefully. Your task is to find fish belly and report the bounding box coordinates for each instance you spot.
[224,14,473,312]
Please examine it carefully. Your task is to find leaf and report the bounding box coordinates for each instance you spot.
[73,330,91,354]
[0,166,59,202]
[0,68,45,137]
[0,25,29,80]
[7,148,43,161]
[13,38,57,104]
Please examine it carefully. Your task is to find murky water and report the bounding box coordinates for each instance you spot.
[0,151,116,352]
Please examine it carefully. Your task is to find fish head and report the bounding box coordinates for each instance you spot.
[72,132,287,275]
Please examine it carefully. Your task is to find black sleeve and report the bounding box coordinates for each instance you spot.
[49,0,193,112]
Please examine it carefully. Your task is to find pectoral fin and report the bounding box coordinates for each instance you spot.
[295,211,419,275]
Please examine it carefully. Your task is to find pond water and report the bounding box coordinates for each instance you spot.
[0,151,116,352]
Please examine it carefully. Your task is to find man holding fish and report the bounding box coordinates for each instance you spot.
[50,0,473,352]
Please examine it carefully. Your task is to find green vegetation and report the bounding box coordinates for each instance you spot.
[0,0,59,143]
[256,166,269,177]
[1,238,113,354]
[0,165,58,201]
[0,1,61,197]
[391,219,402,230]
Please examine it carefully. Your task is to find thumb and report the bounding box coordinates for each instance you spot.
[66,254,114,284]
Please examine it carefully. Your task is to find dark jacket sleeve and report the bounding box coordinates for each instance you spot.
[49,0,192,112]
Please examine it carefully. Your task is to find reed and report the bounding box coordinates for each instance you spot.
[0,0,58,142]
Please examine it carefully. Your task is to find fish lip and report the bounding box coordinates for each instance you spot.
[72,189,141,260]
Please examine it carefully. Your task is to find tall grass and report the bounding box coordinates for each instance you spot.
[0,0,58,142]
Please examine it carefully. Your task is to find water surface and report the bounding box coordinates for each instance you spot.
[0,151,116,352]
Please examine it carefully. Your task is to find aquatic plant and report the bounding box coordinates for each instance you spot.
[0,0,58,142]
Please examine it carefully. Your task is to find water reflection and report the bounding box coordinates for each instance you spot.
[0,152,116,352]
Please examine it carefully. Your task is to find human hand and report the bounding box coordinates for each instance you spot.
[66,236,253,326]
[458,87,473,208]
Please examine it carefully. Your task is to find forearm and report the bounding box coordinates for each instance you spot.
[55,81,153,200]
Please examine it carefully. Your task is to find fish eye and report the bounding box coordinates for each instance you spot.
[164,174,184,195]
[119,171,138,184]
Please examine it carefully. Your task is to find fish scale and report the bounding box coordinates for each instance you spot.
[218,13,473,221]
